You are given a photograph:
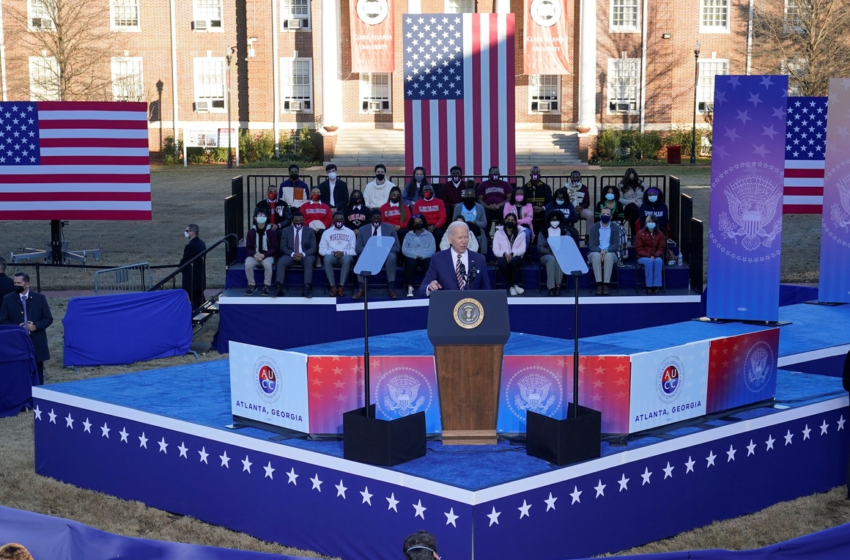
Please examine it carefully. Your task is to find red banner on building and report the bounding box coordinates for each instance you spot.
[349,0,395,73]
[523,0,570,75]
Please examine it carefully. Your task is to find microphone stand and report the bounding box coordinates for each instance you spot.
[362,270,372,418]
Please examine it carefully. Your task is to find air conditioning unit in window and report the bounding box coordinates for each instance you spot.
[611,102,632,112]
[32,17,54,30]
[285,19,302,29]
[538,102,551,112]
[210,19,222,28]
[368,101,381,111]
[194,20,208,31]
[290,101,303,111]
[212,100,225,109]
[195,101,210,112]
[698,101,714,112]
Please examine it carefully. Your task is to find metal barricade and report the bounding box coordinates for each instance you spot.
[94,263,153,295]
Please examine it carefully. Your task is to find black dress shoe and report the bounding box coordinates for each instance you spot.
[554,286,561,296]
[302,284,313,298]
[245,285,257,296]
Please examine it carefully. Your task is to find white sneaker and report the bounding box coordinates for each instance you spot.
[514,285,525,295]
[407,286,414,298]
[509,287,518,296]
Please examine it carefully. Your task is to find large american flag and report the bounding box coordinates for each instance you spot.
[0,101,151,220]
[403,13,515,176]
[783,96,827,214]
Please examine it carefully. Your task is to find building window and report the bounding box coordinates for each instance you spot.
[785,0,802,31]
[193,0,223,31]
[281,58,313,112]
[111,0,140,31]
[607,58,639,113]
[360,73,391,113]
[697,59,728,113]
[28,0,53,31]
[529,75,559,113]
[700,0,729,33]
[281,0,310,30]
[445,0,475,13]
[112,57,144,102]
[610,0,639,33]
[29,56,60,101]
[782,59,807,97]
[193,58,226,112]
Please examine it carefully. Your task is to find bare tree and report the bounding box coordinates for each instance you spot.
[750,0,850,96]
[5,0,127,101]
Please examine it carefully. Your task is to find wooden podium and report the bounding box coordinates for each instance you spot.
[427,290,510,445]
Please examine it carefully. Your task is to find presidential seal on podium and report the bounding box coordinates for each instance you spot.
[453,298,484,329]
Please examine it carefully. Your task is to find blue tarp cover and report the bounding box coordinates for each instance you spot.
[63,290,192,367]
[0,325,36,417]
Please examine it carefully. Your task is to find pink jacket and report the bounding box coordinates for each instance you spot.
[503,202,534,230]
[492,225,527,258]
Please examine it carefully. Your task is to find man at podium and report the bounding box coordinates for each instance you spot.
[419,221,490,297]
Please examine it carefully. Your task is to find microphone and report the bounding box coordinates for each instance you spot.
[468,266,479,286]
[458,262,467,289]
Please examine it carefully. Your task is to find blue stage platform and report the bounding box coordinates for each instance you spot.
[32,302,850,560]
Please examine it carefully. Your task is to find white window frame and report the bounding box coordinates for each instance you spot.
[528,75,560,114]
[193,57,227,113]
[700,0,729,34]
[27,0,53,32]
[280,57,313,113]
[782,59,807,97]
[610,0,640,33]
[607,58,640,115]
[29,56,60,101]
[111,0,141,32]
[444,0,475,14]
[784,0,803,32]
[193,0,224,32]
[697,59,728,113]
[360,73,392,114]
[111,57,144,102]
[281,0,310,31]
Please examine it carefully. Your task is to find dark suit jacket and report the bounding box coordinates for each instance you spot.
[355,223,400,256]
[318,179,349,209]
[279,225,318,257]
[419,249,490,297]
[180,236,206,291]
[0,290,53,362]
[0,273,14,302]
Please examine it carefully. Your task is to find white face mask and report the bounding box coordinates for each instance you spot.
[184,231,190,238]
[256,216,267,225]
[550,221,560,228]
[328,171,337,180]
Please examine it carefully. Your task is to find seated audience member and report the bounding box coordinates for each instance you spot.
[244,208,279,296]
[588,207,623,295]
[403,530,439,560]
[354,209,400,300]
[564,170,592,239]
[255,184,291,229]
[320,211,357,297]
[413,183,447,246]
[538,210,579,296]
[402,214,436,297]
[440,165,466,218]
[524,166,553,235]
[595,185,628,265]
[363,163,395,208]
[493,214,527,296]
[0,544,34,560]
[618,168,645,238]
[275,212,317,298]
[317,163,349,211]
[477,166,512,234]
[403,166,434,207]
[440,215,480,253]
[504,186,534,247]
[639,187,669,234]
[301,187,333,243]
[545,187,579,226]
[381,186,410,240]
[278,164,310,208]
[635,215,666,294]
[344,189,370,233]
[453,185,488,254]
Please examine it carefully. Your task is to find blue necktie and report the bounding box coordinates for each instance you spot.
[21,295,27,326]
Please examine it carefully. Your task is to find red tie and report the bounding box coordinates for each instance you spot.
[373,225,379,237]
[294,228,300,251]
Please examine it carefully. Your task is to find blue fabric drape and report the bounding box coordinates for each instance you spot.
[0,325,36,417]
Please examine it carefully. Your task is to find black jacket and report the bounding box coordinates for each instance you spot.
[344,204,371,232]
[255,198,292,229]
[0,273,14,302]
[318,179,350,209]
[0,290,53,363]
[180,236,206,291]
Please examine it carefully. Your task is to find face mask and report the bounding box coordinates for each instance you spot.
[376,172,385,181]
[531,174,539,181]
[328,171,337,180]
[268,192,276,201]
[601,215,611,224]
[352,198,362,205]
[648,195,658,203]
[555,199,564,206]
[463,196,476,203]
[256,216,267,225]
[571,178,581,185]
[413,222,424,231]
[647,222,657,230]
[334,220,344,229]
[294,223,303,230]
[490,174,500,182]
[550,221,560,228]
[311,194,320,201]
[415,174,424,182]
[184,231,190,238]
[452,176,461,184]
[390,194,400,202]
[372,220,381,226]
[515,195,524,202]
[14,285,25,294]
[505,222,516,229]
[290,172,299,180]
[605,193,615,201]
[424,192,433,200]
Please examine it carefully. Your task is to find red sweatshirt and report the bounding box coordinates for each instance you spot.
[413,196,447,228]
[380,201,410,228]
[300,201,332,229]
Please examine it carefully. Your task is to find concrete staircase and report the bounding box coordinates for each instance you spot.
[328,128,582,168]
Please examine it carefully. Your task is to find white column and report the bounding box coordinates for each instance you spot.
[495,0,511,13]
[321,0,343,128]
[408,0,421,14]
[578,0,597,133]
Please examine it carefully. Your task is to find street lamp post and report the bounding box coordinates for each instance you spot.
[225,46,236,169]
[690,41,701,165]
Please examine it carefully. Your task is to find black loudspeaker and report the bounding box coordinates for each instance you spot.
[526,404,602,466]
[343,406,426,467]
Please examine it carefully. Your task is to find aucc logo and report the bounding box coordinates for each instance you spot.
[530,0,562,27]
[253,357,281,403]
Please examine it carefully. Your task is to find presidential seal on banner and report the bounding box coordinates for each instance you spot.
[454,298,484,329]
[357,0,389,25]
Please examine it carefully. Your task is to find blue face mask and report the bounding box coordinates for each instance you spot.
[648,195,658,203]
[556,199,564,205]
[600,215,611,224]
[647,222,656,230]
[605,193,615,201]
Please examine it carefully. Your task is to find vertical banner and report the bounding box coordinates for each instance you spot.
[706,329,779,414]
[349,0,394,72]
[523,0,570,74]
[707,75,788,321]
[819,78,850,303]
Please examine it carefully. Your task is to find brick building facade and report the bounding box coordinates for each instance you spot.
[0,0,759,157]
